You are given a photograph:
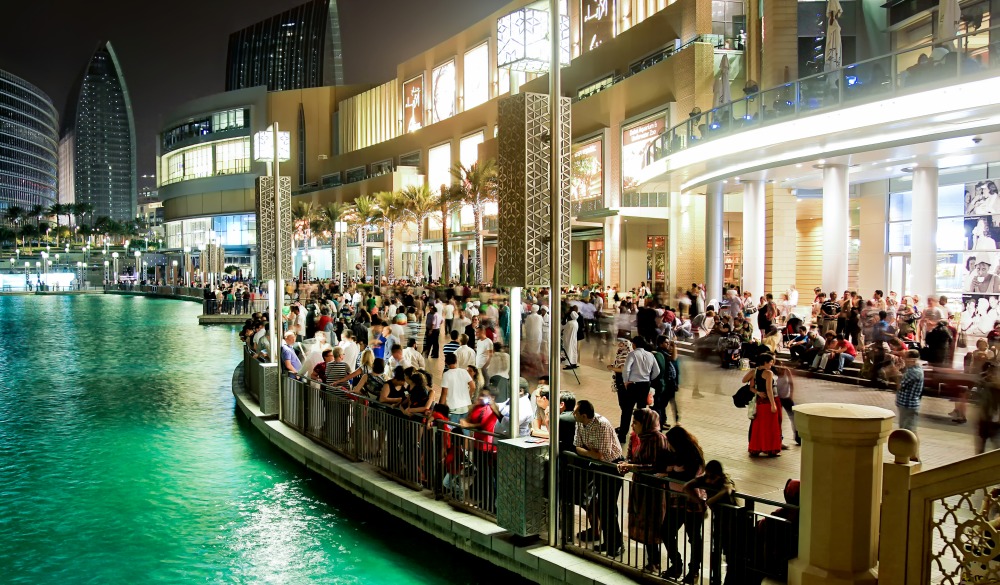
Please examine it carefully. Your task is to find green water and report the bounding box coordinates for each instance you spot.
[0,295,522,584]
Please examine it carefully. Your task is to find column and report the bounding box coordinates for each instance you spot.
[604,215,621,288]
[822,164,850,294]
[742,180,765,297]
[910,167,939,302]
[789,403,894,585]
[705,182,725,303]
[765,185,797,297]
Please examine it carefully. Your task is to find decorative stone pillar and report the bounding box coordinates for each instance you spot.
[822,164,849,295]
[765,185,797,298]
[789,403,894,585]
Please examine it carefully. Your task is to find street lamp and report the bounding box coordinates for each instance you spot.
[14,248,19,261]
[134,250,141,285]
[112,252,119,284]
[23,261,29,290]
[183,246,191,286]
[8,257,13,273]
[103,260,109,284]
[35,261,40,289]
[172,260,178,285]
[76,261,84,290]
[40,252,48,288]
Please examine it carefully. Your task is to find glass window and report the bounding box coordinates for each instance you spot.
[888,222,911,253]
[938,183,965,218]
[214,138,250,175]
[459,132,484,169]
[427,142,452,191]
[431,60,456,123]
[889,191,912,222]
[183,145,212,180]
[463,44,489,110]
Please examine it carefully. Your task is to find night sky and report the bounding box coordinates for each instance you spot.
[0,0,509,181]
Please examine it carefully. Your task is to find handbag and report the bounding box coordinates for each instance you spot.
[732,384,755,408]
[958,331,967,349]
[747,402,756,420]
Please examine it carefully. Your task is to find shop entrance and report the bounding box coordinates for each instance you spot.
[888,254,912,297]
[646,236,667,294]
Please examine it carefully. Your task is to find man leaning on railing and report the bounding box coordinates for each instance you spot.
[572,400,625,556]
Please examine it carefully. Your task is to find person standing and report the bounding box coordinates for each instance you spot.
[572,400,625,556]
[616,408,669,574]
[562,308,581,369]
[744,353,782,457]
[441,353,475,427]
[523,305,543,355]
[423,306,442,358]
[620,337,660,442]
[896,349,924,449]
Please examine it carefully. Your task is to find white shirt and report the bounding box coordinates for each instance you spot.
[441,367,474,413]
[340,340,360,372]
[443,303,455,319]
[486,351,511,380]
[495,394,534,437]
[352,292,362,305]
[455,345,477,369]
[402,346,426,370]
[476,338,493,368]
[467,305,480,318]
[523,313,543,340]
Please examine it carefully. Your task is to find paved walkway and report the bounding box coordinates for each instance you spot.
[417,334,978,502]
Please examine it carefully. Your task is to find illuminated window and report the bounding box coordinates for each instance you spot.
[431,60,456,123]
[428,142,452,191]
[463,43,489,110]
[403,75,424,132]
[459,132,485,169]
[214,138,250,175]
[183,145,212,181]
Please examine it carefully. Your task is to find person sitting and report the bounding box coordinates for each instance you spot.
[923,320,954,367]
[747,479,800,585]
[808,331,839,372]
[786,326,810,362]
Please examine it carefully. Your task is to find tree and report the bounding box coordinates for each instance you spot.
[451,159,498,284]
[434,183,465,284]
[375,190,405,282]
[47,203,66,245]
[4,205,25,247]
[348,195,378,281]
[29,204,44,236]
[73,202,94,228]
[402,184,438,283]
[319,202,349,280]
[291,201,317,267]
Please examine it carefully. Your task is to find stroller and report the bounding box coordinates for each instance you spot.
[718,333,743,369]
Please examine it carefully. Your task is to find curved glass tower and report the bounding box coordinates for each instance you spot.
[0,70,59,215]
[61,42,137,222]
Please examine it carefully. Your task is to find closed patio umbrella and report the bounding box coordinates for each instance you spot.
[824,0,843,73]
[937,0,960,50]
[459,252,466,284]
[713,54,732,108]
[427,254,434,282]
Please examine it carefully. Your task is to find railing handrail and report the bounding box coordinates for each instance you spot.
[908,446,1000,494]
[649,23,1000,164]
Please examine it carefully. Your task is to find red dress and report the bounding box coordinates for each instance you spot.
[748,372,783,455]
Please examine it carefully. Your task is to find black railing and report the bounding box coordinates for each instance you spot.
[202,298,270,315]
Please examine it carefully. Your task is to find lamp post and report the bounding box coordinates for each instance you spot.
[172,260,178,285]
[8,257,13,274]
[334,220,347,284]
[23,261,29,290]
[112,252,120,284]
[103,260,109,284]
[40,252,48,288]
[35,261,40,289]
[134,250,141,285]
[183,246,191,286]
[15,248,19,261]
[76,261,84,290]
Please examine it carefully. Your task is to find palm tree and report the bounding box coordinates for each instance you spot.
[375,191,405,282]
[4,205,25,247]
[434,183,465,284]
[47,203,66,245]
[451,159,498,284]
[291,201,317,266]
[319,202,349,279]
[348,195,378,281]
[402,184,438,283]
[73,202,94,228]
[29,204,44,237]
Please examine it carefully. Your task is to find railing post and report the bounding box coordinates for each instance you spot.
[788,403,894,585]
[878,429,920,585]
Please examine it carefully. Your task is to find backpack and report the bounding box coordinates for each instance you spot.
[363,374,384,400]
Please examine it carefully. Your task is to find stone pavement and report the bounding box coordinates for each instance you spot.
[420,335,979,502]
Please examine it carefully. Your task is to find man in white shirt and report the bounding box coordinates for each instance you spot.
[523,305,543,355]
[455,334,477,369]
[486,341,511,382]
[466,301,480,319]
[339,330,360,372]
[402,338,426,370]
[475,326,493,369]
[620,337,660,442]
[493,378,534,437]
[443,300,456,333]
[440,353,475,426]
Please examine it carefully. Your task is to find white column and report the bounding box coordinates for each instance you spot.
[706,183,725,303]
[822,164,850,294]
[911,167,939,302]
[742,180,766,297]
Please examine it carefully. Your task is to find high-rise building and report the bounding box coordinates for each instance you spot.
[61,41,137,222]
[0,69,59,217]
[225,0,345,92]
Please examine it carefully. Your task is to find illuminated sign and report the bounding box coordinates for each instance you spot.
[403,75,423,133]
[497,4,570,72]
[432,60,456,123]
[581,0,615,52]
[571,139,603,201]
[622,116,666,190]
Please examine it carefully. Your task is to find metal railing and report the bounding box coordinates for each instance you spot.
[560,453,798,584]
[243,347,263,402]
[432,419,501,520]
[203,298,269,316]
[643,26,1000,169]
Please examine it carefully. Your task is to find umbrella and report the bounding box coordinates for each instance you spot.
[713,54,732,108]
[937,0,960,51]
[824,0,843,73]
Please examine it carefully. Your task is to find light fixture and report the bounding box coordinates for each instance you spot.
[496,1,570,72]
[253,126,291,162]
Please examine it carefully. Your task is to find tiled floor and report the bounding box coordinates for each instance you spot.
[420,335,979,502]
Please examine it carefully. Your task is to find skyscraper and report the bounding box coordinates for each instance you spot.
[0,69,59,217]
[225,0,345,92]
[61,41,137,222]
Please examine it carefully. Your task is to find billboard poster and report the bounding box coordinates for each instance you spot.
[432,60,456,123]
[571,139,603,201]
[403,75,423,133]
[621,115,665,191]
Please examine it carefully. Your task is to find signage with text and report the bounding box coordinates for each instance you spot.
[581,0,615,52]
[403,75,423,133]
[622,116,666,190]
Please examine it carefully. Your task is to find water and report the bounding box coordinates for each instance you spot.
[0,295,525,584]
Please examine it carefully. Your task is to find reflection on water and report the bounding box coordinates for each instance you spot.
[0,295,528,584]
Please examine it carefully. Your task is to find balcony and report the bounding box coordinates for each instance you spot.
[640,26,1000,180]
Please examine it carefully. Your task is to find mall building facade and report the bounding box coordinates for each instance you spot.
[158,0,996,307]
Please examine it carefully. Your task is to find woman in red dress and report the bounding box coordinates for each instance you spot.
[745,353,782,457]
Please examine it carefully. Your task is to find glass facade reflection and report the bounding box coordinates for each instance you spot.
[226,0,345,91]
[160,138,252,186]
[164,213,257,249]
[0,69,58,213]
[62,42,137,221]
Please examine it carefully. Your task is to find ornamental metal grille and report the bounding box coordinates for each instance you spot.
[496,92,571,287]
[929,487,1000,583]
[255,176,293,280]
